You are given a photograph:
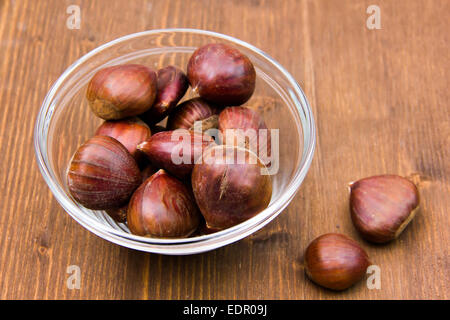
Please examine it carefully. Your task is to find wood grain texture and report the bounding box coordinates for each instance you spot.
[0,0,448,299]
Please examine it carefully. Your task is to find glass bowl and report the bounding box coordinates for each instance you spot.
[34,29,316,255]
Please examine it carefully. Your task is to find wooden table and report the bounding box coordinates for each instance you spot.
[0,0,448,299]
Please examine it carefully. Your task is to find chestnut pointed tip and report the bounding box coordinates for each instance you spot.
[159,101,170,109]
[347,181,356,193]
[136,141,147,151]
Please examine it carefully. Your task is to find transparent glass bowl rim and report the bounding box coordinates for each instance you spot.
[34,28,316,254]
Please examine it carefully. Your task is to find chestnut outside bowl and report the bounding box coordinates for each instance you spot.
[34,29,316,255]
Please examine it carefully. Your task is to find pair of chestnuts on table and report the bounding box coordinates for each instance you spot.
[67,43,272,238]
[304,174,420,290]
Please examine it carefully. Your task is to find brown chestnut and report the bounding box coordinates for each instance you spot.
[187,43,256,106]
[304,233,371,291]
[86,64,157,120]
[127,170,200,238]
[105,205,128,223]
[218,106,271,165]
[166,97,220,132]
[137,130,216,180]
[191,145,272,230]
[350,175,420,243]
[141,66,189,125]
[95,117,151,163]
[67,135,142,210]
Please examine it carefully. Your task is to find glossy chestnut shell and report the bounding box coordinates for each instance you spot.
[187,43,256,106]
[304,233,371,291]
[67,135,142,210]
[141,65,189,125]
[218,106,271,165]
[166,97,220,131]
[94,117,151,162]
[127,170,200,238]
[86,64,157,120]
[137,130,216,180]
[350,175,420,243]
[191,145,272,230]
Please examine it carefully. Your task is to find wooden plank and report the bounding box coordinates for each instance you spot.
[0,0,448,299]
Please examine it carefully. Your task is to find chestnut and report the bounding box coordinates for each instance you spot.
[187,43,256,106]
[67,135,142,210]
[127,170,200,238]
[304,233,371,291]
[141,66,189,125]
[105,205,128,223]
[350,175,420,243]
[94,117,151,163]
[166,97,220,132]
[86,64,157,120]
[191,145,272,230]
[218,106,271,165]
[137,130,216,180]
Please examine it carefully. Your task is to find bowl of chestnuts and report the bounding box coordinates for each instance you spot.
[34,29,316,254]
